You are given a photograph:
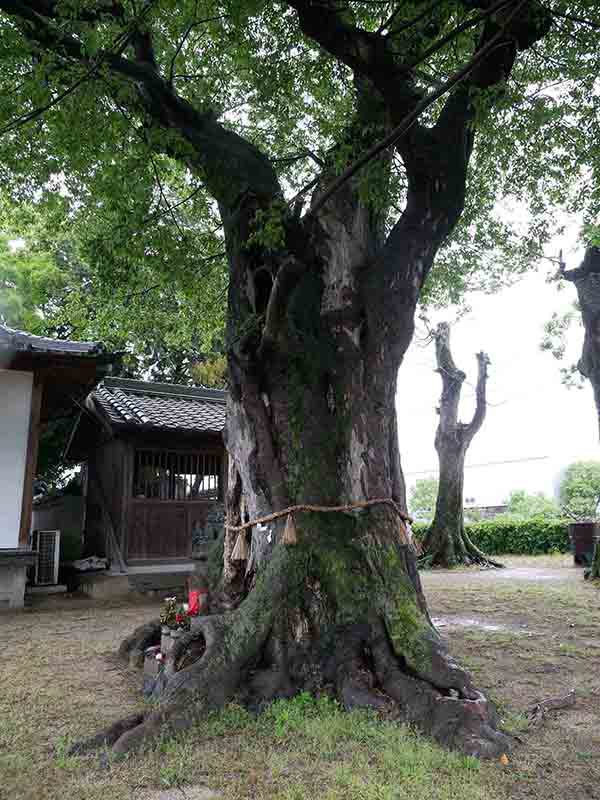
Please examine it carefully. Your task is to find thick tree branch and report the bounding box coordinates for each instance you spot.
[434,0,552,140]
[560,246,600,283]
[306,0,539,221]
[287,0,412,94]
[433,322,490,441]
[0,0,281,210]
[405,0,513,71]
[548,7,600,32]
[434,322,466,434]
[466,351,490,438]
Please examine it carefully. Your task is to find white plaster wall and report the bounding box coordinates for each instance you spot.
[0,369,33,548]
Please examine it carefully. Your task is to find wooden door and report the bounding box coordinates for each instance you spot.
[128,502,186,560]
[127,501,209,560]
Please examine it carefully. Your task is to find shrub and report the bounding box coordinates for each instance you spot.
[413,517,570,555]
[408,478,438,522]
[559,460,600,519]
[506,490,561,520]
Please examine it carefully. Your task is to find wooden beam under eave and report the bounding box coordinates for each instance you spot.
[19,374,43,547]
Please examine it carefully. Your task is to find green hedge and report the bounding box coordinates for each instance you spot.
[413,517,570,555]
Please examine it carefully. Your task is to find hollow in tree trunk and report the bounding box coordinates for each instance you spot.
[422,323,501,567]
[561,247,600,579]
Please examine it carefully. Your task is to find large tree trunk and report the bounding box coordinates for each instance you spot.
[5,0,548,762]
[81,190,510,760]
[422,323,500,567]
[562,248,600,579]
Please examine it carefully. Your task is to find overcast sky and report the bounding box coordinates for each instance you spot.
[397,228,600,505]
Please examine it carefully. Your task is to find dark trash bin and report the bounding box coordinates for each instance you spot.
[568,522,598,566]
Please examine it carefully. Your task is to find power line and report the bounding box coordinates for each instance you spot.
[406,454,550,477]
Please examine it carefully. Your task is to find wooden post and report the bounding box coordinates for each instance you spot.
[120,441,133,564]
[19,373,43,547]
[88,470,127,573]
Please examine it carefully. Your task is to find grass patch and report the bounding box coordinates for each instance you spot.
[422,556,600,800]
[180,695,490,800]
[1,605,496,800]
[4,557,600,800]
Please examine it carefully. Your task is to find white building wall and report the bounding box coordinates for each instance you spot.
[0,369,33,548]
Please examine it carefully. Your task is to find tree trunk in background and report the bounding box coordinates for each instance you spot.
[422,323,500,567]
[562,247,600,438]
[562,248,600,578]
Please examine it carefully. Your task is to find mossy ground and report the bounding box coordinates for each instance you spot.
[2,555,599,800]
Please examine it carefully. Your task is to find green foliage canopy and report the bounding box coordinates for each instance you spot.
[559,460,600,520]
[0,193,226,381]
[505,489,561,520]
[0,1,599,315]
[409,478,438,521]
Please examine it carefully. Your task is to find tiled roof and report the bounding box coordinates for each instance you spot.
[91,377,226,434]
[0,323,106,356]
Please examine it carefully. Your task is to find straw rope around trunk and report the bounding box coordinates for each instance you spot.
[226,498,420,557]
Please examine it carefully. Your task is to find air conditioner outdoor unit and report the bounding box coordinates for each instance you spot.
[31,530,61,586]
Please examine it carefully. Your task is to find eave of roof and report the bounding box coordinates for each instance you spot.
[101,376,226,403]
[85,376,226,439]
[0,323,108,358]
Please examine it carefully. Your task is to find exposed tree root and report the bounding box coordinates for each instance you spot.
[370,619,508,757]
[461,529,504,569]
[68,713,146,756]
[118,619,161,667]
[69,539,511,760]
[421,527,504,570]
[72,613,509,760]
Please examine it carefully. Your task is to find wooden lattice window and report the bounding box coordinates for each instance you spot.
[133,450,222,501]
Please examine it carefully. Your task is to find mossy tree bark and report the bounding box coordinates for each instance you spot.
[422,323,501,567]
[1,0,549,759]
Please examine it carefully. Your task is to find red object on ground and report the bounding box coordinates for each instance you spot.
[188,588,209,616]
[188,590,200,615]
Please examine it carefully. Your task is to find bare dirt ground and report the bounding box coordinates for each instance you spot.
[1,556,599,800]
[422,554,600,800]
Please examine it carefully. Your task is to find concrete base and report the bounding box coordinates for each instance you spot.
[127,561,195,574]
[128,571,191,597]
[27,584,67,595]
[79,571,132,599]
[78,562,198,600]
[0,549,37,610]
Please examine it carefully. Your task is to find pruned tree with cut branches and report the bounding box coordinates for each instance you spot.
[421,322,499,567]
[1,0,599,759]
